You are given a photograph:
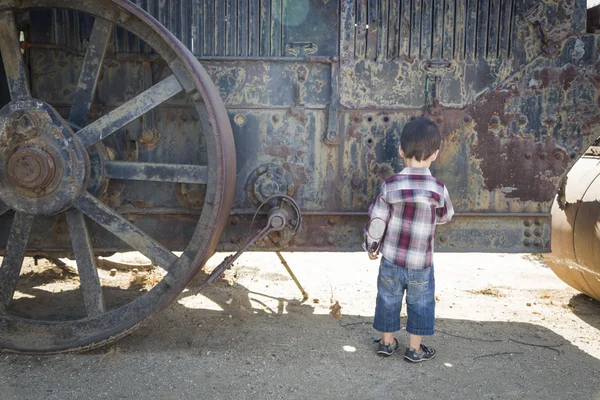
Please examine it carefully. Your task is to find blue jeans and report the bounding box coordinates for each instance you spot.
[373,257,435,335]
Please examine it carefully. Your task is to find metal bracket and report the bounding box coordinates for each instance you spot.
[425,73,441,113]
[285,41,318,56]
[325,58,340,145]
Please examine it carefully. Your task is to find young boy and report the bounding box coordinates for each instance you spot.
[365,116,453,362]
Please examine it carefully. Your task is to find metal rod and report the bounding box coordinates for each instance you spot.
[275,251,308,301]
[113,207,552,219]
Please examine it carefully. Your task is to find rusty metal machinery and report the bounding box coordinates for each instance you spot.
[544,148,600,301]
[0,0,599,353]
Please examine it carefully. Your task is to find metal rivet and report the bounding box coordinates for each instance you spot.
[519,115,527,126]
[523,238,532,247]
[533,238,543,247]
[554,152,564,161]
[351,177,361,188]
[524,152,532,160]
[327,218,336,226]
[534,228,542,237]
[463,115,473,123]
[524,229,532,237]
[234,113,247,126]
[539,152,547,160]
[489,115,500,128]
[524,220,531,227]
[534,220,541,226]
[440,235,448,243]
[272,114,280,123]
[276,167,285,175]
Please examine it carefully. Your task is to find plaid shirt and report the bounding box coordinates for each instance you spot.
[365,167,454,269]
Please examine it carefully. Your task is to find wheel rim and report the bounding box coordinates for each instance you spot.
[0,0,236,353]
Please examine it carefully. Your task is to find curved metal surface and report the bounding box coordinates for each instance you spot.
[0,0,236,353]
[545,156,600,301]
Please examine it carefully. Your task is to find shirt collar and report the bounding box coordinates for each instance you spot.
[400,167,432,176]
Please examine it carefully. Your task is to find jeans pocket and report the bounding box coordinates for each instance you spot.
[407,268,431,300]
[378,262,398,293]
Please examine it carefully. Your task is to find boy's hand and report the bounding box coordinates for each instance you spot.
[368,252,379,260]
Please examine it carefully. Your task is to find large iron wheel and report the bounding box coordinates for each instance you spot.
[0,1,235,353]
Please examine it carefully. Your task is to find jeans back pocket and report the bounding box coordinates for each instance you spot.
[407,268,431,301]
[378,259,399,294]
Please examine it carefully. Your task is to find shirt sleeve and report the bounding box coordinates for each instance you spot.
[435,186,454,225]
[365,183,391,253]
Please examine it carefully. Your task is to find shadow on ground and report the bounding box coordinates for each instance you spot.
[1,265,600,400]
[569,293,600,330]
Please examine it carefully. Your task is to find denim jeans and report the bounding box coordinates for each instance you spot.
[373,257,435,335]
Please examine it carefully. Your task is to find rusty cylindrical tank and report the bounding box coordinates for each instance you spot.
[545,148,600,301]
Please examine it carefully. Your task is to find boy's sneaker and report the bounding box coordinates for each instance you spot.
[404,344,436,362]
[376,339,400,357]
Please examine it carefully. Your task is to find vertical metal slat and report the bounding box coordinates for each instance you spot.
[260,0,271,57]
[388,0,400,59]
[421,0,433,59]
[355,0,368,59]
[238,0,249,56]
[487,0,501,59]
[498,0,514,58]
[442,0,455,60]
[366,0,378,60]
[476,0,489,58]
[271,0,282,57]
[464,0,477,59]
[409,0,421,58]
[192,0,202,55]
[431,0,444,60]
[203,0,215,56]
[399,0,411,57]
[215,1,226,55]
[377,0,389,61]
[181,0,191,50]
[454,0,465,59]
[249,0,260,56]
[226,0,237,56]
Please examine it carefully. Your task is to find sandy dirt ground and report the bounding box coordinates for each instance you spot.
[0,252,599,400]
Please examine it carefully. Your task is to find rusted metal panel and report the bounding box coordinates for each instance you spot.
[7,0,600,258]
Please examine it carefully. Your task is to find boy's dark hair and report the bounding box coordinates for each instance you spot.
[400,117,441,161]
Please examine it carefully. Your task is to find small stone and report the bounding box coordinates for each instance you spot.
[526,302,532,306]
[110,269,117,277]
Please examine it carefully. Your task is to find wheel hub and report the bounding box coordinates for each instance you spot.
[6,146,56,191]
[0,100,88,215]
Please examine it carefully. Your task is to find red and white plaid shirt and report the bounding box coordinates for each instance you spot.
[365,167,454,270]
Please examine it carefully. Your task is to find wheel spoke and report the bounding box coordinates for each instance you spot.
[68,17,114,128]
[75,192,177,269]
[104,161,208,184]
[76,75,184,149]
[66,209,105,317]
[0,212,33,312]
[0,11,31,100]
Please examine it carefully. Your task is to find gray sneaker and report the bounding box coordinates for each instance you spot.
[376,339,400,357]
[404,344,436,362]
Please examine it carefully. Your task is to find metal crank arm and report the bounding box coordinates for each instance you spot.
[195,200,295,293]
